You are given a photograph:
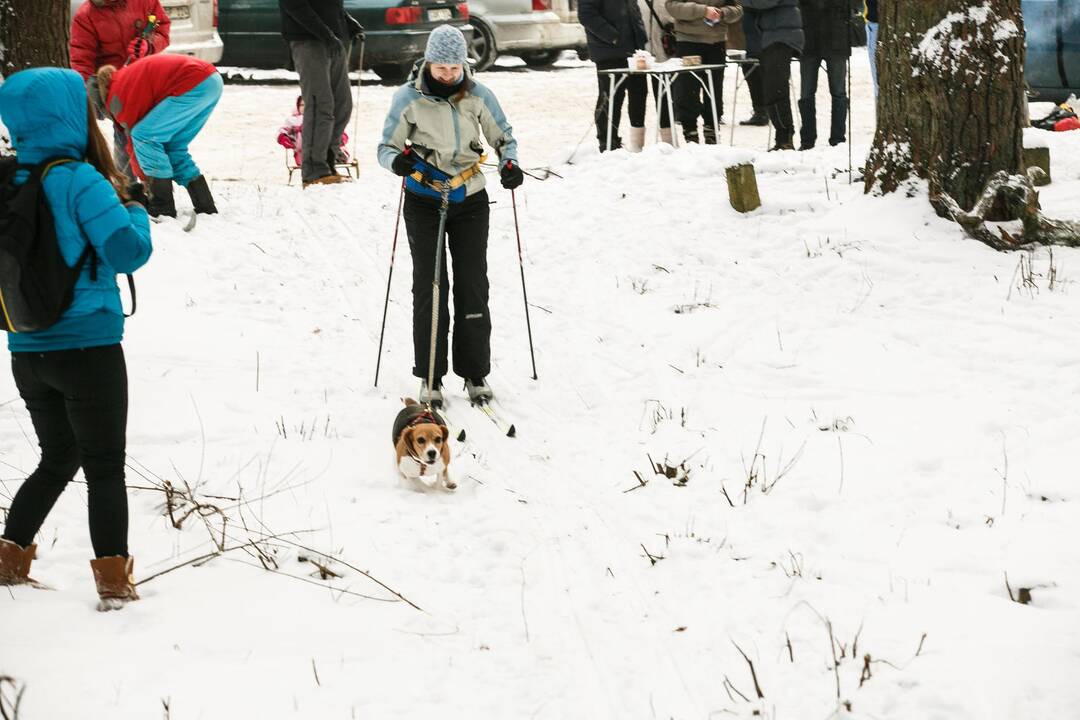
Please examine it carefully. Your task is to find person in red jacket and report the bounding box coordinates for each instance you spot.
[97,54,223,218]
[71,0,171,181]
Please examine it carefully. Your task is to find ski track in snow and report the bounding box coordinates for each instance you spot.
[2,55,1080,719]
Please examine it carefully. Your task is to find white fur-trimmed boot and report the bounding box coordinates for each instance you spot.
[659,127,674,145]
[627,126,646,153]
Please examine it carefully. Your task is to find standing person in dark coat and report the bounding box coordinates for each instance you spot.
[739,0,803,150]
[279,0,363,187]
[579,0,649,152]
[798,0,858,150]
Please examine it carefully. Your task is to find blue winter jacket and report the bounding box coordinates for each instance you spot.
[0,68,152,352]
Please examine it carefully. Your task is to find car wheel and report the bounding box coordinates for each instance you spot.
[374,63,411,85]
[469,19,497,72]
[521,50,561,67]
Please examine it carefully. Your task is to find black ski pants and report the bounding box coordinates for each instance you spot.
[405,189,491,383]
[760,42,796,145]
[594,58,648,150]
[674,40,726,139]
[2,345,129,558]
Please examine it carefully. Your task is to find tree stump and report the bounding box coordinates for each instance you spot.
[726,163,761,213]
[1023,146,1051,186]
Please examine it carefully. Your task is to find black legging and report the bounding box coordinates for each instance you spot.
[594,57,647,148]
[3,344,129,558]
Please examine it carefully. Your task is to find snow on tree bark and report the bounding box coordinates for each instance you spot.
[0,0,70,77]
[863,0,1026,213]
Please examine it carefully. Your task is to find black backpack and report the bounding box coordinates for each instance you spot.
[0,156,98,333]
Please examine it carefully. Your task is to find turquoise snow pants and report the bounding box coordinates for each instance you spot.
[130,73,223,187]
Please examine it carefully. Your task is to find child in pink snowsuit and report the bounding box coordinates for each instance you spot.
[277,95,350,166]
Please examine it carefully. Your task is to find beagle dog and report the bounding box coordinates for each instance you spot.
[392,398,455,490]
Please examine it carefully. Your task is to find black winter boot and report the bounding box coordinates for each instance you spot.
[147,177,176,218]
[702,125,718,145]
[829,95,848,146]
[798,98,816,150]
[186,175,218,215]
[740,109,769,126]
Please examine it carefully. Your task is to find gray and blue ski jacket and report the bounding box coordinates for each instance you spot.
[378,62,518,201]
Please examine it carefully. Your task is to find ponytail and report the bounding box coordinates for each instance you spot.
[85,97,130,201]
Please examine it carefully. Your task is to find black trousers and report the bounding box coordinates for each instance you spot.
[760,42,796,145]
[3,345,129,558]
[798,53,848,147]
[742,54,765,112]
[594,58,648,149]
[674,40,726,138]
[404,189,491,382]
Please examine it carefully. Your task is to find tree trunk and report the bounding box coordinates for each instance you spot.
[0,0,71,77]
[863,0,1027,213]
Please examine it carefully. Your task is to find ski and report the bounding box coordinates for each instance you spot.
[472,399,516,438]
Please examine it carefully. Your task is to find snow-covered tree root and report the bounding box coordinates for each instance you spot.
[931,170,1080,251]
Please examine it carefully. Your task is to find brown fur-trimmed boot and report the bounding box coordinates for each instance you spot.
[90,555,139,611]
[0,538,38,586]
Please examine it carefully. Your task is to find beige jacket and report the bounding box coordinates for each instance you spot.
[665,0,743,43]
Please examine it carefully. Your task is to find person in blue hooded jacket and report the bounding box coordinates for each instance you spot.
[0,67,152,611]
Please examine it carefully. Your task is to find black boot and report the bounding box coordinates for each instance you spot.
[740,109,769,126]
[829,95,848,146]
[798,98,816,150]
[186,175,218,215]
[147,177,176,218]
[702,125,718,145]
[767,103,795,151]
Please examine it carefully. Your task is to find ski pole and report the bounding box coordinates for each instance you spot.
[373,179,405,388]
[424,184,452,407]
[510,184,538,381]
[351,32,365,169]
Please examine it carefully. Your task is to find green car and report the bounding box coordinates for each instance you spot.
[218,0,472,82]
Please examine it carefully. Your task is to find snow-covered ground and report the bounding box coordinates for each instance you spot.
[3,52,1080,719]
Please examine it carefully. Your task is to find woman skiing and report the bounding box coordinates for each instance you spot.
[0,67,153,610]
[96,53,223,218]
[377,25,522,406]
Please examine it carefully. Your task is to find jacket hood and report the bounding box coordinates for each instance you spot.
[0,68,88,164]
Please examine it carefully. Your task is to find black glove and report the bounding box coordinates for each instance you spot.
[125,182,149,208]
[391,150,418,177]
[500,160,524,190]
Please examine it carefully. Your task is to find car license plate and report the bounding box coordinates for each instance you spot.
[428,8,452,21]
[164,5,191,20]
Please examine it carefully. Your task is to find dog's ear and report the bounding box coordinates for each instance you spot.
[401,427,414,447]
[439,425,449,442]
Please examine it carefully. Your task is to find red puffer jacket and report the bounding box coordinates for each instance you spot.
[70,0,172,79]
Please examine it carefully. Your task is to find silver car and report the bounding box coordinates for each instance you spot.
[70,0,224,63]
[468,0,586,71]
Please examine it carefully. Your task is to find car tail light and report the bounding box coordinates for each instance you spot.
[531,0,550,10]
[457,2,469,19]
[212,0,218,27]
[386,6,422,24]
